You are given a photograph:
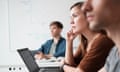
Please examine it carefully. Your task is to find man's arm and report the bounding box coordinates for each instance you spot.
[34,52,53,59]
[34,40,51,59]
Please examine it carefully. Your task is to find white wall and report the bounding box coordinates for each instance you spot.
[0,0,83,71]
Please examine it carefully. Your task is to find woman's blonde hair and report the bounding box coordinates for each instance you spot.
[77,34,87,57]
[70,2,87,58]
[70,2,84,10]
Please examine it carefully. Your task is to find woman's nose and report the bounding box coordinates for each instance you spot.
[70,18,74,25]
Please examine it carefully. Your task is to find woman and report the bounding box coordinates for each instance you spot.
[63,2,114,72]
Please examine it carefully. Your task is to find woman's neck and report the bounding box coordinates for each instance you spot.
[82,29,98,43]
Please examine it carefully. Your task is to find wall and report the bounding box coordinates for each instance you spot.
[0,0,83,71]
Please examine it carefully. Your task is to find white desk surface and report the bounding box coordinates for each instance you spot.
[35,57,63,67]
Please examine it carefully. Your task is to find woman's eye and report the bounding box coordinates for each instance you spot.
[73,14,78,17]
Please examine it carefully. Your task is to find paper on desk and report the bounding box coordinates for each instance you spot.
[36,57,64,62]
[35,57,64,67]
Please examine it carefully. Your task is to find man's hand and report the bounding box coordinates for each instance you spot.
[34,52,45,59]
[34,52,53,60]
[44,54,53,59]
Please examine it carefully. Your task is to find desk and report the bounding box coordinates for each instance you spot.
[36,59,63,72]
[36,60,62,67]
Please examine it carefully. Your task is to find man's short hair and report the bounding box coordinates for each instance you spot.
[50,21,63,29]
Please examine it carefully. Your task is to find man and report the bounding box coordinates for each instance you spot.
[82,0,120,72]
[32,21,66,60]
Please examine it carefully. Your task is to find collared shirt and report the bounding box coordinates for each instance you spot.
[105,46,120,72]
[31,37,66,57]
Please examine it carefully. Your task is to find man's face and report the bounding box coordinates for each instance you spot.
[82,0,120,31]
[50,25,62,37]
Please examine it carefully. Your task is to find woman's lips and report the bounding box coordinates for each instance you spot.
[72,26,76,29]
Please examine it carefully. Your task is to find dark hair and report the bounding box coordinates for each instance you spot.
[50,21,63,29]
[70,2,84,10]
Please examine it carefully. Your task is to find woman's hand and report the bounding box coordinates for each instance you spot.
[65,29,77,65]
[66,29,77,42]
[63,65,84,72]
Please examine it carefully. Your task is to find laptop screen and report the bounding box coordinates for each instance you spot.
[17,48,39,72]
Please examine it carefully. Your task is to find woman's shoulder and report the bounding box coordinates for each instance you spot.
[95,33,107,39]
[93,33,113,43]
[87,33,114,51]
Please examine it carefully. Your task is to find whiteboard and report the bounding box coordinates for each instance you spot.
[8,0,82,51]
[0,0,83,65]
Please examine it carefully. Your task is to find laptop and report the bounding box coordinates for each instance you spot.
[17,48,40,72]
[17,48,62,72]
